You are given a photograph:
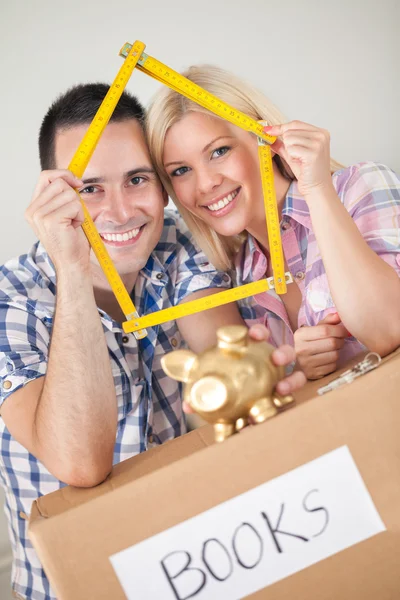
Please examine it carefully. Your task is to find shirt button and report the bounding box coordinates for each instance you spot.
[281,221,291,231]
[156,273,163,280]
[3,380,12,390]
[171,338,178,348]
[295,271,305,281]
[222,274,230,282]
[122,336,129,344]
[148,434,154,444]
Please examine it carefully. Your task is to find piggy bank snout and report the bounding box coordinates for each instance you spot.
[188,373,232,414]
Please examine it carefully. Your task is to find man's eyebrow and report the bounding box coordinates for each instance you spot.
[164,136,235,168]
[81,176,104,185]
[125,167,156,178]
[80,167,156,185]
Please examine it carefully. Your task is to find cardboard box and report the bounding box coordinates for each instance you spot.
[29,348,400,599]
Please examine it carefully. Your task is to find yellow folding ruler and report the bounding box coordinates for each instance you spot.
[119,42,290,333]
[67,41,147,339]
[68,40,290,337]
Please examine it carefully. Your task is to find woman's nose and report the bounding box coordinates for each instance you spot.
[196,167,223,195]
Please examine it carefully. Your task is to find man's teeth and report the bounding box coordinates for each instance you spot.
[101,227,140,242]
[207,190,238,212]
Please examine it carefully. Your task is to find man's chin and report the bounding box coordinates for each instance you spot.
[90,253,148,278]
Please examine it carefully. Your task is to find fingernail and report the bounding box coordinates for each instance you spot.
[263,125,273,131]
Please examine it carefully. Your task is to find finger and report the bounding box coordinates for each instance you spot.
[29,178,79,214]
[248,324,271,342]
[32,192,83,222]
[318,313,351,337]
[297,336,345,355]
[279,144,315,162]
[280,134,323,154]
[308,362,337,380]
[305,350,340,367]
[275,370,306,395]
[271,344,296,366]
[183,401,194,414]
[264,121,321,136]
[318,312,341,325]
[33,196,85,230]
[301,323,349,342]
[32,170,83,202]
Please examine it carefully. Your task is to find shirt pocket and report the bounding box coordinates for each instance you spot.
[306,274,336,314]
[112,368,145,423]
[159,321,184,351]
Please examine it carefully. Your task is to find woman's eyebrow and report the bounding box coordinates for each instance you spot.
[164,136,235,168]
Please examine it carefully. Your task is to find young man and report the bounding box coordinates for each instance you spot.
[0,84,304,599]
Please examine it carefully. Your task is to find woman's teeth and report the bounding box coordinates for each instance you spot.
[207,189,238,212]
[101,227,140,242]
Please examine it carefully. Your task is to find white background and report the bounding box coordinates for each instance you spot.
[0,0,398,597]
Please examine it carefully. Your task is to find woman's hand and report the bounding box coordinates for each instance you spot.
[264,121,333,198]
[294,313,349,380]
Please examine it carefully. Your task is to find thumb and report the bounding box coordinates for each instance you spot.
[318,312,341,325]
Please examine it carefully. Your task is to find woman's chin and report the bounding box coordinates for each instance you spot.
[206,218,246,237]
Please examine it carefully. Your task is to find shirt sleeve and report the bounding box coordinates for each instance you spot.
[0,302,49,407]
[172,217,232,305]
[338,162,400,275]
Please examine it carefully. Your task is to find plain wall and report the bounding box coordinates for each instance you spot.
[0,0,398,596]
[0,0,398,264]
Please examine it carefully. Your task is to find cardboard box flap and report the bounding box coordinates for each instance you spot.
[33,424,216,519]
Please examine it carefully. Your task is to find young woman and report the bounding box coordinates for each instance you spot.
[146,65,400,379]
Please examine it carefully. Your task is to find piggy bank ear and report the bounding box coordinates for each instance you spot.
[161,350,197,383]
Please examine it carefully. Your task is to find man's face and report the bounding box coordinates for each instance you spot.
[55,119,168,277]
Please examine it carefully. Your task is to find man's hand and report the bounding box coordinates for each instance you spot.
[25,170,89,272]
[294,312,349,380]
[184,324,306,414]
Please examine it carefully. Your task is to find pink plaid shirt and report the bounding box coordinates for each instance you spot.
[235,162,400,367]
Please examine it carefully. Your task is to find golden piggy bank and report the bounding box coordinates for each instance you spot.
[161,325,295,442]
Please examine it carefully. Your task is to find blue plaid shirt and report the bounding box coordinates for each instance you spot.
[0,210,231,600]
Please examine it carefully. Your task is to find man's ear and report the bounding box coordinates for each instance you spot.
[162,188,169,207]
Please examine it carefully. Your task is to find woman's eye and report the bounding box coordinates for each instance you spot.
[211,146,230,159]
[171,166,190,177]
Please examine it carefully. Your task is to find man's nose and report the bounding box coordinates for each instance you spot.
[103,189,132,224]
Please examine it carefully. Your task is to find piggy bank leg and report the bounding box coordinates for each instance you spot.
[272,393,295,409]
[235,417,248,433]
[214,422,235,442]
[249,398,278,424]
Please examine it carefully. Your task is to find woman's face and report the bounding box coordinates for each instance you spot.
[163,111,263,237]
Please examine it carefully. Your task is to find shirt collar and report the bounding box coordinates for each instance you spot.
[281,179,313,230]
[141,213,177,282]
[236,180,312,282]
[236,233,267,283]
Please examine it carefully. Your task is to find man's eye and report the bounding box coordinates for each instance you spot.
[130,176,144,186]
[171,166,190,177]
[211,146,230,159]
[80,185,97,194]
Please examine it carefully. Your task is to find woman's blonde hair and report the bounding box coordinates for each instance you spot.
[146,64,344,270]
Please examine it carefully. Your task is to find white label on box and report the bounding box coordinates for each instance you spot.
[110,446,385,599]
